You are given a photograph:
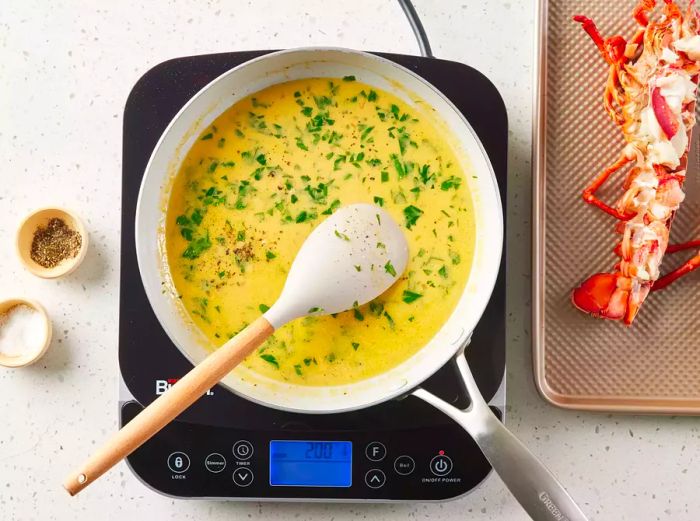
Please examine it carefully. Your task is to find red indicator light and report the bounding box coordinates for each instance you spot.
[438,450,445,455]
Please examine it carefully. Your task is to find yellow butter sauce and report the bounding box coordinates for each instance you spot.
[165,77,475,386]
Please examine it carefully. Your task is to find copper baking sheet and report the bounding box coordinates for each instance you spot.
[533,0,700,413]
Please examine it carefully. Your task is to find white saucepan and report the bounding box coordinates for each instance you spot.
[134,48,587,520]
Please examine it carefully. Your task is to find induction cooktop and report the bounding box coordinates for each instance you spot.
[119,50,507,502]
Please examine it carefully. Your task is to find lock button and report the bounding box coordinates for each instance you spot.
[167,451,191,473]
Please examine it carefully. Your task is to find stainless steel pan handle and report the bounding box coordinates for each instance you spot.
[413,355,589,521]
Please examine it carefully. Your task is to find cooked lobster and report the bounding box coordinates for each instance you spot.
[571,0,700,325]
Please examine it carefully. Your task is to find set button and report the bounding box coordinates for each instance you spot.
[232,440,254,460]
[429,453,453,476]
[365,441,386,462]
[167,451,190,473]
[393,455,415,475]
[364,469,386,489]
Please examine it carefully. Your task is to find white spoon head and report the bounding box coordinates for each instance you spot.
[264,203,409,328]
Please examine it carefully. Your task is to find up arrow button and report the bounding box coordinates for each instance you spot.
[364,469,386,489]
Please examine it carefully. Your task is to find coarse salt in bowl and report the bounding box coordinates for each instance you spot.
[0,299,52,368]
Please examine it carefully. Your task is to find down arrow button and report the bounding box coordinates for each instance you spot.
[232,468,254,487]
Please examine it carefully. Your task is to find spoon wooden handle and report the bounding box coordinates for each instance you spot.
[63,316,274,496]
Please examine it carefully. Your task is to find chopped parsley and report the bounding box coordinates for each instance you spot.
[352,301,364,321]
[342,75,356,82]
[403,205,424,229]
[441,175,462,191]
[383,311,395,328]
[305,182,330,203]
[265,250,276,260]
[200,133,213,140]
[260,353,279,368]
[369,301,384,316]
[182,233,212,259]
[373,196,384,207]
[259,304,270,313]
[296,137,309,151]
[334,229,350,241]
[390,154,406,178]
[402,290,423,303]
[351,342,360,351]
[384,260,397,277]
[321,199,341,215]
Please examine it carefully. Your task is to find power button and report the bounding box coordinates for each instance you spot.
[429,454,453,476]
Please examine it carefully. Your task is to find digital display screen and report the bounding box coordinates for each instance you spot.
[269,440,352,487]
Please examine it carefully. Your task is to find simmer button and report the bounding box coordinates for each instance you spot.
[204,453,227,474]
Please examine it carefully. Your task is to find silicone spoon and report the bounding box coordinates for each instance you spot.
[63,203,408,495]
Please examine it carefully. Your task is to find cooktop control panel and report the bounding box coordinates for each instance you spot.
[122,401,498,501]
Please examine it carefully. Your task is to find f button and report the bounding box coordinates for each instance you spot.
[365,441,386,462]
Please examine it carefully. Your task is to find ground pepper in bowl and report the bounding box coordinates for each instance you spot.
[30,218,82,268]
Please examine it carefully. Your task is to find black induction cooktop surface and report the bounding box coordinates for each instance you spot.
[119,50,507,501]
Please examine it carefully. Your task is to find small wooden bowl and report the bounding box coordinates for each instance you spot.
[16,208,88,278]
[0,298,52,368]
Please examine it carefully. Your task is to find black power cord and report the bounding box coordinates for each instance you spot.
[398,0,434,58]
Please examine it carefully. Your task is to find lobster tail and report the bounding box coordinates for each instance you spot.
[572,0,700,324]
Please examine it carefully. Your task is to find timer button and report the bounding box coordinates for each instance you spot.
[167,451,190,474]
[429,454,453,476]
[365,441,386,462]
[364,469,386,489]
[233,440,254,460]
[232,467,254,487]
[393,455,415,475]
[204,453,227,473]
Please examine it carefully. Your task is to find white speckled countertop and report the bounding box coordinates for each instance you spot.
[1,1,698,520]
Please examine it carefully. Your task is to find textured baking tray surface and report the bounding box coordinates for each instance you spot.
[536,0,700,412]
